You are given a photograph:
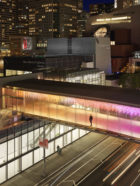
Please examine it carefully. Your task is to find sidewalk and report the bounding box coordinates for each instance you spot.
[2,133,105,186]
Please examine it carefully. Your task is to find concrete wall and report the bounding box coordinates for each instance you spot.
[95,37,112,74]
[47,37,95,56]
[47,37,112,74]
[47,38,68,55]
[71,37,95,56]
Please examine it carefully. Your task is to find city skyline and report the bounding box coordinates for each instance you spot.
[0,0,140,185]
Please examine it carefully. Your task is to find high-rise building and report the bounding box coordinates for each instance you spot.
[59,0,78,38]
[28,0,55,38]
[28,0,78,38]
[89,3,114,16]
[116,0,133,9]
[115,0,140,9]
[0,0,17,56]
[16,0,29,36]
[77,0,89,37]
[0,0,88,56]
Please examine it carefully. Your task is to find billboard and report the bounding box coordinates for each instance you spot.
[22,37,32,51]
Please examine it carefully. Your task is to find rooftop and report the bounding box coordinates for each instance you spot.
[5,79,140,108]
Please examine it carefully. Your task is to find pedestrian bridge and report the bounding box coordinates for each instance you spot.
[2,79,140,142]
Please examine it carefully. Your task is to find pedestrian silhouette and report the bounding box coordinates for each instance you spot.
[57,145,61,155]
[89,115,93,126]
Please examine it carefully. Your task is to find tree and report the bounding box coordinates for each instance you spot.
[118,73,140,89]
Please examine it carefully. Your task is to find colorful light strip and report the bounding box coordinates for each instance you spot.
[3,88,140,139]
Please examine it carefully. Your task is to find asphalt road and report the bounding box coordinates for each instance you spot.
[116,159,140,186]
[39,136,125,186]
[79,143,139,186]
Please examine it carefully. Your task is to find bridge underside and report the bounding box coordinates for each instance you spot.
[2,88,140,142]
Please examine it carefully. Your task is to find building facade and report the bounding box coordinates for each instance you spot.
[43,69,106,86]
[77,0,89,37]
[16,0,29,36]
[89,3,114,16]
[0,0,17,56]
[115,0,140,9]
[26,0,79,38]
[87,5,140,73]
[0,117,88,184]
[0,0,88,56]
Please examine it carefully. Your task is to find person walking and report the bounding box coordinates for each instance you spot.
[89,115,93,126]
[57,145,61,155]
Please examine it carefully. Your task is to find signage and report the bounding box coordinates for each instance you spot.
[22,37,32,51]
[39,139,48,148]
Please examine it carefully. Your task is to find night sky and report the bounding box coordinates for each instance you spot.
[83,0,114,11]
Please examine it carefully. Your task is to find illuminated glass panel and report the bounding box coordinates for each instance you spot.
[8,160,19,179]
[34,148,43,163]
[0,166,6,183]
[8,139,14,160]
[2,88,140,139]
[45,141,54,157]
[22,152,33,171]
[55,136,63,149]
[0,118,86,184]
[0,142,7,164]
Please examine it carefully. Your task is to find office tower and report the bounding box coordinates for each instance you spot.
[28,0,78,38]
[58,0,78,37]
[89,3,114,16]
[0,0,17,56]
[115,0,140,9]
[77,0,89,37]
[16,0,29,35]
[28,0,55,38]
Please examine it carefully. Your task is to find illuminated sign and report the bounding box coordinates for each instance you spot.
[91,16,131,25]
[22,37,32,50]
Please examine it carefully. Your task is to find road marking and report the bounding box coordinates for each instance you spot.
[103,149,136,182]
[50,138,112,186]
[34,135,108,186]
[130,169,140,186]
[103,142,127,171]
[60,180,77,186]
[77,142,126,185]
[136,150,140,155]
[107,143,137,172]
[111,155,140,185]
[57,139,121,186]
[50,167,74,186]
